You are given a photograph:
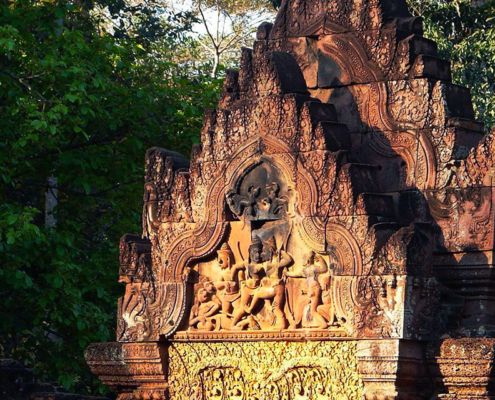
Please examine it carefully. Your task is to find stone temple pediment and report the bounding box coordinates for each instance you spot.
[86,0,495,398]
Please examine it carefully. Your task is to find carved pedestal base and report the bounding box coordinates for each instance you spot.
[357,340,431,400]
[427,338,495,400]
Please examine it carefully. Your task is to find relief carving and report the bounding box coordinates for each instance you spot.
[88,0,495,397]
[112,15,450,345]
[189,281,221,332]
[226,163,290,222]
[285,250,337,329]
[167,341,363,400]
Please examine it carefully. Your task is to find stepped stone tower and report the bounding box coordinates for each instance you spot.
[85,0,495,398]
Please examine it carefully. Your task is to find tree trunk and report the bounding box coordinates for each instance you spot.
[212,52,220,78]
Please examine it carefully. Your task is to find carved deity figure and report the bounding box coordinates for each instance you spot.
[231,236,293,330]
[316,254,338,327]
[189,283,221,331]
[260,181,288,218]
[285,251,331,329]
[226,186,260,220]
[212,243,244,315]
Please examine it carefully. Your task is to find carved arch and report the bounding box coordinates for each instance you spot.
[326,222,363,276]
[318,35,384,86]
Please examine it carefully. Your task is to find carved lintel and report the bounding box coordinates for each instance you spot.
[167,340,363,399]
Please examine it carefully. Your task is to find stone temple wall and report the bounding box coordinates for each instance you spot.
[85,0,495,399]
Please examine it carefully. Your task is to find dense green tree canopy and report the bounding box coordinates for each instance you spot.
[0,0,220,394]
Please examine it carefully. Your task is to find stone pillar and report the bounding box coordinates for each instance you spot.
[85,342,168,400]
[357,339,431,400]
[427,338,495,400]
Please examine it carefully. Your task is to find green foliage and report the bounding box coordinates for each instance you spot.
[194,0,275,14]
[408,0,495,130]
[0,0,221,394]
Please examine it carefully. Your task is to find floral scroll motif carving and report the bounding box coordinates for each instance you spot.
[167,341,363,400]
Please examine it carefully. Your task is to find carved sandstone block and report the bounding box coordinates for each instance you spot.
[427,338,495,399]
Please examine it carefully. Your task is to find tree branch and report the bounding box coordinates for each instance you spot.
[198,3,219,51]
[1,69,50,104]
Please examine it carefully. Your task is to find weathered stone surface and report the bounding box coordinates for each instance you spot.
[86,0,495,398]
[427,339,495,399]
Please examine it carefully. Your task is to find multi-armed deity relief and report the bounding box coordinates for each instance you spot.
[87,0,495,398]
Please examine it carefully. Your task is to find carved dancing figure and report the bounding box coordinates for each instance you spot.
[232,236,294,330]
[285,250,329,329]
[231,237,266,328]
[248,237,293,329]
